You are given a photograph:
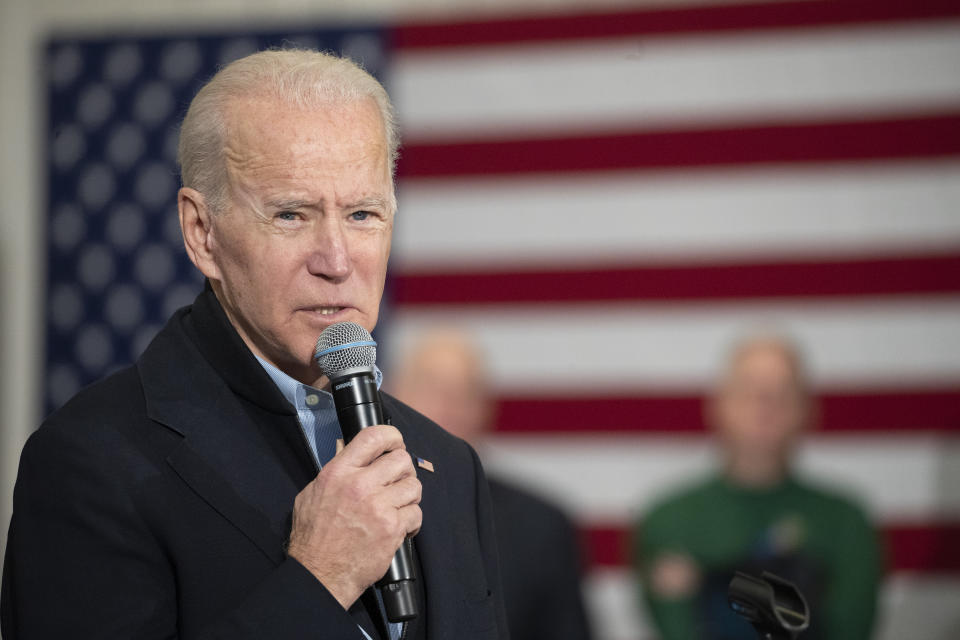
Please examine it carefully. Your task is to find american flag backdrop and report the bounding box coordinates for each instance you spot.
[43,1,960,638]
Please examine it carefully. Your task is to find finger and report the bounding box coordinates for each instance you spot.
[366,449,417,487]
[382,476,422,509]
[397,503,423,537]
[338,425,404,467]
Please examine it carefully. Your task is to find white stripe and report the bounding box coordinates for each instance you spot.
[584,568,648,640]
[875,573,960,640]
[481,434,960,521]
[394,162,960,269]
[393,21,960,140]
[583,567,960,640]
[382,297,960,390]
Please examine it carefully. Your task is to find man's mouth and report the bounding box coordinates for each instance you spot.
[317,306,343,316]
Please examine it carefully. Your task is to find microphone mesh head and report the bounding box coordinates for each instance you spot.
[314,321,377,378]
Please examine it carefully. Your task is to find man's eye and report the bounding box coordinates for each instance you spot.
[351,211,372,222]
[276,211,299,221]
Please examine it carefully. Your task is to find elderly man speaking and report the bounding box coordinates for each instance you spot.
[1,50,508,640]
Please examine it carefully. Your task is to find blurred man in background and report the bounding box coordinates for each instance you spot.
[635,334,881,640]
[391,329,593,640]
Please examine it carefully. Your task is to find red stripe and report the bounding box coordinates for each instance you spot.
[393,0,960,49]
[582,521,960,572]
[885,523,960,573]
[391,252,960,306]
[492,388,960,434]
[396,114,960,179]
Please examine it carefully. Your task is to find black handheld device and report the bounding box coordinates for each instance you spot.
[728,571,810,640]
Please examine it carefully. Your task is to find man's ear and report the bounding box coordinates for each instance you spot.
[178,187,221,280]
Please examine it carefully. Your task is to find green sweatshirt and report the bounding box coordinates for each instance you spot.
[634,474,881,640]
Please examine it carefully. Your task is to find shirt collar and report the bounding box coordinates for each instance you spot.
[254,355,383,409]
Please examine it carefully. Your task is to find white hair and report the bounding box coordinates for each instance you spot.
[177,48,400,213]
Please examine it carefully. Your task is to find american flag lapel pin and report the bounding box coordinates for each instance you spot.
[417,457,435,473]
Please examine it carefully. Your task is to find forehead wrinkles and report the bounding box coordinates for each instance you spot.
[222,97,392,205]
[223,107,314,180]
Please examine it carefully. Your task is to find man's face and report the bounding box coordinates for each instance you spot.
[712,343,808,464]
[393,339,490,446]
[199,96,393,385]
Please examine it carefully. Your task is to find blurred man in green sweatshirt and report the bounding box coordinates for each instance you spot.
[635,334,881,640]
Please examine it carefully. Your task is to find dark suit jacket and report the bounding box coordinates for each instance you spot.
[1,288,508,639]
[488,479,592,640]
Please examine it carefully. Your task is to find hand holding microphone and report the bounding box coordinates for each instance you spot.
[286,322,420,621]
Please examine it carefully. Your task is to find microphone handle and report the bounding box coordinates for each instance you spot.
[332,370,418,623]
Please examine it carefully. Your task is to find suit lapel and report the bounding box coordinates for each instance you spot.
[410,456,453,640]
[138,303,308,567]
[383,395,461,640]
[165,441,287,564]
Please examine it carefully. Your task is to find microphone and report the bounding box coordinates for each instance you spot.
[314,321,418,623]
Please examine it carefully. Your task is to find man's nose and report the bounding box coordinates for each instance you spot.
[306,217,352,281]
